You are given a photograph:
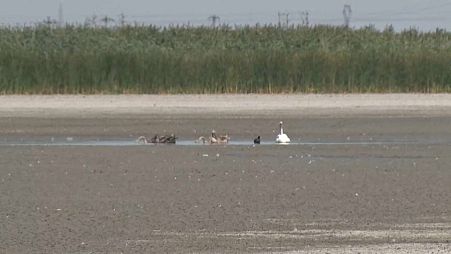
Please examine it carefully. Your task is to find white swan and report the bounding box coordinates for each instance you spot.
[276,121,291,144]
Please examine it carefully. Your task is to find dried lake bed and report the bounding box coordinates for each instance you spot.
[1,95,451,253]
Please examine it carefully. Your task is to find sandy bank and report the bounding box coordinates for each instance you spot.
[1,94,451,116]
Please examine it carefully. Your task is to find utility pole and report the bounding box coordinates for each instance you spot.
[343,4,352,28]
[278,12,289,28]
[208,15,220,27]
[300,11,309,26]
[58,0,64,27]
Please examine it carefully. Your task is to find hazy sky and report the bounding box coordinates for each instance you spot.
[1,0,451,30]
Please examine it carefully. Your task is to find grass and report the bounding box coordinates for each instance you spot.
[0,24,451,94]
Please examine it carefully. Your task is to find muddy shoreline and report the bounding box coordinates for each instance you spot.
[1,96,451,253]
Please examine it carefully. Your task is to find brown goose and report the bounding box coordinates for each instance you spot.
[137,134,177,144]
[196,130,230,144]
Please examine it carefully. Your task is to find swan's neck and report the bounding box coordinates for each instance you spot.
[280,125,284,135]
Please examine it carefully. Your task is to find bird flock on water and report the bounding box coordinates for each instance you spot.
[137,121,291,145]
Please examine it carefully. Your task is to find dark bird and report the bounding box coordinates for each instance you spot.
[137,134,177,144]
[254,136,261,144]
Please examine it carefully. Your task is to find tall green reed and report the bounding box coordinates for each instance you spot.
[0,24,450,94]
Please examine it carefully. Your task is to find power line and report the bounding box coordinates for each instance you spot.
[364,0,451,18]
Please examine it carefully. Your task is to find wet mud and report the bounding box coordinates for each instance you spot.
[1,113,451,253]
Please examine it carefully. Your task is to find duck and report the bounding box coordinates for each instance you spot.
[196,130,230,144]
[157,134,177,144]
[217,134,230,144]
[150,135,160,143]
[275,121,291,144]
[254,136,261,144]
[211,130,230,144]
[137,136,149,144]
[196,136,208,144]
[137,134,177,144]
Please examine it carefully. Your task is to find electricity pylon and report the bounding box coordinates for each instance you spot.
[300,11,309,26]
[208,15,220,27]
[278,12,289,28]
[343,4,352,28]
[58,1,64,27]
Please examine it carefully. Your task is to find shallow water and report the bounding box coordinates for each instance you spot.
[0,137,447,147]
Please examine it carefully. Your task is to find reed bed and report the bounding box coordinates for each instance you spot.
[0,24,451,94]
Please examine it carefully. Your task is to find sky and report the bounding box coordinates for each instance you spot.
[1,0,451,30]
